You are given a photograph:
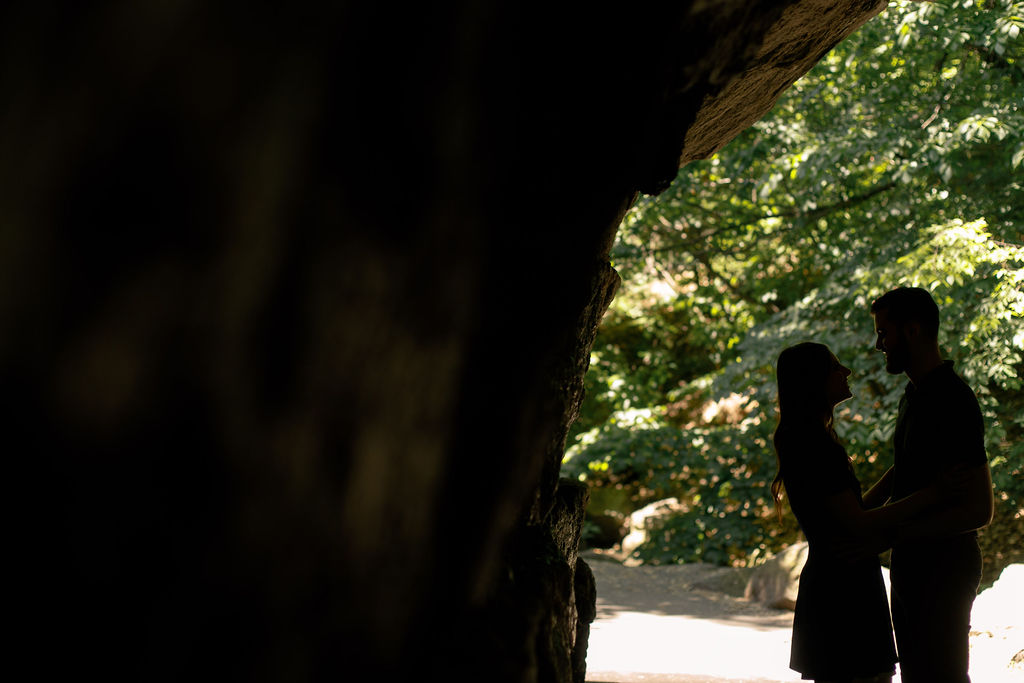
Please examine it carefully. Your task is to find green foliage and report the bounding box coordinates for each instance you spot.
[719,219,1024,563]
[565,1,1024,571]
[562,416,800,566]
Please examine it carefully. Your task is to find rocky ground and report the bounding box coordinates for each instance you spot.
[582,553,1023,683]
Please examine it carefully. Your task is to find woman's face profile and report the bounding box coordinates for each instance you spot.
[824,353,853,407]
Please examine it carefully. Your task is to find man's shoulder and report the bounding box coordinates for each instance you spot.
[949,370,980,403]
[925,365,985,431]
[930,362,977,399]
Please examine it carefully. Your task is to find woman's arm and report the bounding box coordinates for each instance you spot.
[825,462,989,557]
[861,465,894,510]
[824,483,943,553]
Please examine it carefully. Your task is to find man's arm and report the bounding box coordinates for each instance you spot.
[824,480,942,553]
[826,462,990,557]
[861,465,894,510]
[893,462,994,542]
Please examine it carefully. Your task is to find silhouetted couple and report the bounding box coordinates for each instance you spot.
[771,287,994,683]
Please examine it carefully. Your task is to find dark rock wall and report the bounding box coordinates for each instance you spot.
[680,0,888,165]
[1,1,885,681]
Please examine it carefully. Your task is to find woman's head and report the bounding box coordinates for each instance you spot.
[776,341,852,421]
[770,341,852,522]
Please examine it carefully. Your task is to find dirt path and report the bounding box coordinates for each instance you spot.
[582,556,803,683]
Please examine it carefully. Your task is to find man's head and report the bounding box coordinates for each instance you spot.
[870,287,940,375]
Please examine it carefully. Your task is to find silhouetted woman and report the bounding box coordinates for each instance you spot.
[771,342,942,683]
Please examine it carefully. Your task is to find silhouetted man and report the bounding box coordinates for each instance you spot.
[863,286,994,683]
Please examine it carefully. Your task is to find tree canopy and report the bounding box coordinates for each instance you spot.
[562,0,1024,582]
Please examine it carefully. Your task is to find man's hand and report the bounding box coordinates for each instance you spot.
[833,529,892,563]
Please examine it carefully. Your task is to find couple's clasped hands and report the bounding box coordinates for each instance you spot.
[832,464,975,563]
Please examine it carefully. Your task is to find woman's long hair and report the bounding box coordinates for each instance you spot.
[770,342,841,522]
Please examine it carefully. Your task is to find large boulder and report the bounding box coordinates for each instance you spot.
[621,498,686,558]
[2,1,891,680]
[744,542,894,611]
[745,542,810,610]
[679,0,887,166]
[572,559,598,683]
[478,480,592,683]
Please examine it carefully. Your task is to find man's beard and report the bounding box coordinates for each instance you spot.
[884,349,907,374]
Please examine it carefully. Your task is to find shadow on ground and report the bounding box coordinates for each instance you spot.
[587,555,793,630]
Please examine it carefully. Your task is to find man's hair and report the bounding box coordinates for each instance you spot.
[870,286,940,338]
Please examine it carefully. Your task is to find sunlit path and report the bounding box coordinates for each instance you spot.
[582,558,807,683]
[583,557,1022,683]
[585,609,801,683]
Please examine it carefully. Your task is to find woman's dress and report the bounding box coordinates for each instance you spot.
[781,433,898,680]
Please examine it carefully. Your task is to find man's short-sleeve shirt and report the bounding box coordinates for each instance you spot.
[891,360,987,502]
